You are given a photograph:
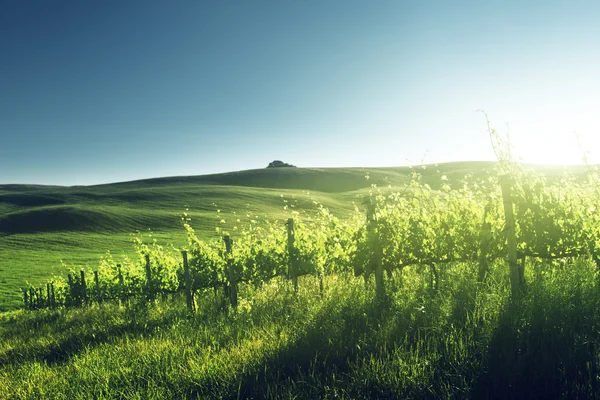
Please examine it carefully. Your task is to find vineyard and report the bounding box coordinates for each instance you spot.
[22,156,600,312]
[7,131,600,397]
[5,156,600,398]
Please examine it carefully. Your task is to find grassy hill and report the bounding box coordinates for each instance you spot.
[0,161,587,311]
[2,161,600,399]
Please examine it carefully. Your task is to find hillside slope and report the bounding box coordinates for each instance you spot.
[0,161,586,311]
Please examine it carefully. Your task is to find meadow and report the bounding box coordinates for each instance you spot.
[1,161,599,399]
[0,163,493,311]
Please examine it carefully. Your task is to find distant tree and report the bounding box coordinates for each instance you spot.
[267,160,296,168]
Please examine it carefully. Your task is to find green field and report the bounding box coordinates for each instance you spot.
[2,253,600,398]
[3,161,599,399]
[0,162,512,311]
[1,162,588,311]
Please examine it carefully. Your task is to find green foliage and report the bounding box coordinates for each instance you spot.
[3,259,600,399]
[7,130,600,397]
[21,153,600,312]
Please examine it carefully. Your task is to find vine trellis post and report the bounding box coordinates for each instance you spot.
[94,271,101,304]
[117,264,126,305]
[182,250,195,313]
[365,197,385,298]
[224,235,237,308]
[478,204,492,283]
[80,270,88,306]
[500,175,524,299]
[287,218,298,293]
[145,254,155,302]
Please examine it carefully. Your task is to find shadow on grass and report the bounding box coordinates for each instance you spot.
[4,266,600,399]
[0,300,189,367]
[232,294,391,399]
[194,269,600,399]
[471,287,600,399]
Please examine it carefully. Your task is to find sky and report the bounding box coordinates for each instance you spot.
[2,0,600,185]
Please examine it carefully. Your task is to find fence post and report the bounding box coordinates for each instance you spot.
[46,283,51,308]
[37,288,42,309]
[430,264,439,291]
[223,236,237,308]
[28,287,33,309]
[67,273,74,306]
[22,288,28,309]
[117,264,126,305]
[182,251,194,313]
[80,270,88,306]
[478,204,492,283]
[319,269,324,295]
[287,218,298,293]
[50,282,56,308]
[500,175,522,300]
[365,197,384,298]
[94,271,102,304]
[145,254,154,301]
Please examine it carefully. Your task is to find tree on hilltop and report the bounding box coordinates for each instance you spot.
[267,160,296,168]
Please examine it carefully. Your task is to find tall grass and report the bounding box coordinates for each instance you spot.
[2,254,599,399]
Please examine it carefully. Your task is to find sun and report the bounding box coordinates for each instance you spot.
[503,114,600,166]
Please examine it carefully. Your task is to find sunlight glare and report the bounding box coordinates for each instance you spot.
[497,110,600,166]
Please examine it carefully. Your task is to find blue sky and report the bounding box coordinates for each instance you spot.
[2,1,600,185]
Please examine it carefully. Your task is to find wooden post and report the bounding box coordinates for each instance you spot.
[430,264,439,291]
[80,270,88,306]
[519,256,526,288]
[22,288,28,309]
[224,236,237,308]
[145,254,154,301]
[117,264,126,305]
[365,197,384,298]
[319,272,324,295]
[67,273,74,306]
[478,205,492,283]
[375,255,384,298]
[362,198,374,287]
[46,282,51,308]
[29,287,35,309]
[287,218,298,293]
[500,175,522,300]
[94,271,102,304]
[50,282,56,308]
[182,251,194,312]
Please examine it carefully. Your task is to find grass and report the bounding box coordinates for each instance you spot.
[0,163,499,311]
[1,257,599,399]
[1,162,599,398]
[0,162,589,311]
[0,181,356,311]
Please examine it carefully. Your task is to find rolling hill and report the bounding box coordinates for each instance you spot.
[0,161,586,310]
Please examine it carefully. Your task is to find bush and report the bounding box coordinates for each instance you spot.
[267,160,296,168]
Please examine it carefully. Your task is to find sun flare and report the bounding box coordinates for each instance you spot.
[495,112,600,166]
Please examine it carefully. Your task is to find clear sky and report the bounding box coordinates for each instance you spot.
[2,1,600,185]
